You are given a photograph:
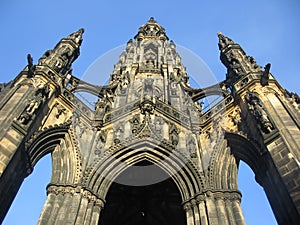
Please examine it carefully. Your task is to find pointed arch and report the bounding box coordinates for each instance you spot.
[25,123,82,184]
[83,138,204,202]
[224,132,266,181]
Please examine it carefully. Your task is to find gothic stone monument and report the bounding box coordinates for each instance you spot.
[0,18,299,225]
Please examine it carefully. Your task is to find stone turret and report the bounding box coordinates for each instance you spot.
[218,32,262,87]
[38,28,84,76]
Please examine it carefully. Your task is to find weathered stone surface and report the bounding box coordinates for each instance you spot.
[0,18,299,225]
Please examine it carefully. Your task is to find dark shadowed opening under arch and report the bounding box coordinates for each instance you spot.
[99,160,186,225]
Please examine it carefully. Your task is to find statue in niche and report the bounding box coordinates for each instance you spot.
[94,130,106,157]
[152,116,164,137]
[170,81,177,95]
[37,81,50,96]
[245,90,274,133]
[227,109,242,131]
[120,72,130,92]
[144,78,154,96]
[114,123,124,144]
[18,82,50,125]
[18,99,40,124]
[95,97,107,119]
[145,60,155,68]
[186,135,197,158]
[169,124,179,146]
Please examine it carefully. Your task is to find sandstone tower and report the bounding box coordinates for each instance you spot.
[0,18,299,225]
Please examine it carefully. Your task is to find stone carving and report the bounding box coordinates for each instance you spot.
[169,123,179,146]
[261,63,271,86]
[227,108,242,131]
[73,114,87,138]
[245,90,274,133]
[246,56,261,72]
[129,114,141,134]
[94,130,107,156]
[285,89,300,105]
[140,99,155,115]
[27,54,35,78]
[95,97,107,120]
[55,103,67,119]
[113,123,124,144]
[38,29,83,76]
[170,81,177,95]
[186,135,197,158]
[217,32,234,49]
[18,82,50,125]
[67,28,84,45]
[144,78,154,96]
[152,116,164,137]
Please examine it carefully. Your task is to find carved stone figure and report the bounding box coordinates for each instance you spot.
[152,116,164,137]
[18,99,40,124]
[94,130,107,156]
[186,135,197,158]
[114,123,124,144]
[169,124,179,146]
[18,82,50,125]
[245,90,273,133]
[144,78,154,95]
[27,54,35,78]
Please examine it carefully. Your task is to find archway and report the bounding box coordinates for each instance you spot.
[225,132,299,224]
[99,160,186,225]
[238,161,277,225]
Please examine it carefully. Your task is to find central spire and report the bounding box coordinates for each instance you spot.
[134,17,169,41]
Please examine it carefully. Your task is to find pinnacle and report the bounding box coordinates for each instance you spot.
[134,17,168,41]
[148,17,157,23]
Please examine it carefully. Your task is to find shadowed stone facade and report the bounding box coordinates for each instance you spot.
[0,18,299,225]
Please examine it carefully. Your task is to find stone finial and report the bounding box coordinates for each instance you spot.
[67,28,84,45]
[217,32,234,50]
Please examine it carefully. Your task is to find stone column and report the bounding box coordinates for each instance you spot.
[38,184,105,225]
[37,191,56,225]
[215,193,229,225]
[224,196,236,225]
[83,200,94,225]
[184,202,195,225]
[231,194,245,225]
[75,190,90,225]
[205,191,219,225]
[191,199,200,225]
[90,199,104,225]
[196,195,208,225]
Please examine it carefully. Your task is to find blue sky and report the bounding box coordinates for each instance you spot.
[1,0,299,224]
